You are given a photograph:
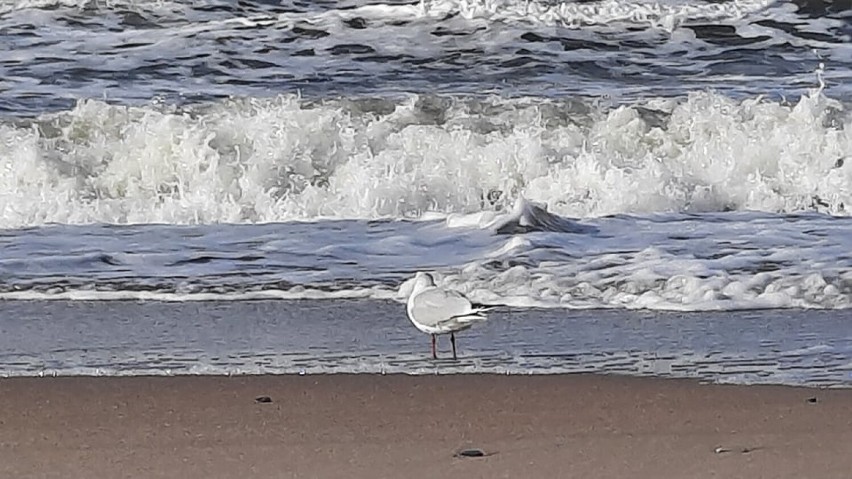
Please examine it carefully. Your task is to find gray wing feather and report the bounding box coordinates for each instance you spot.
[410,288,475,327]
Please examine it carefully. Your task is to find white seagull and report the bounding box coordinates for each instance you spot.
[406,272,490,360]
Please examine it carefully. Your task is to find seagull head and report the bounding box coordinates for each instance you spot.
[411,271,436,293]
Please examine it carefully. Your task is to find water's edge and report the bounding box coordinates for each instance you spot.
[2,299,850,388]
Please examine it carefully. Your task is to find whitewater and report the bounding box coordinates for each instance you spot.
[2,88,850,226]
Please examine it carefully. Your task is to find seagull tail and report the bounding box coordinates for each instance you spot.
[449,306,492,325]
[440,314,487,328]
[471,303,496,314]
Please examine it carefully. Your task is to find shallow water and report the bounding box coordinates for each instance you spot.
[1,300,850,387]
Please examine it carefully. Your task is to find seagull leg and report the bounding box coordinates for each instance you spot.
[431,334,437,360]
[451,332,457,360]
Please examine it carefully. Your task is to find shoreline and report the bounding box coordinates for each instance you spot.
[4,371,852,389]
[3,300,850,387]
[2,374,852,478]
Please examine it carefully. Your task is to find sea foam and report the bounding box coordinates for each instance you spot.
[1,90,848,228]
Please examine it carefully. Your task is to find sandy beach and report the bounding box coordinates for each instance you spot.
[1,374,851,479]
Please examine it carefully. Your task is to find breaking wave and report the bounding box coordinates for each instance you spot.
[1,89,849,228]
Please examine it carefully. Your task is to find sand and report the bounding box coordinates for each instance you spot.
[1,374,851,479]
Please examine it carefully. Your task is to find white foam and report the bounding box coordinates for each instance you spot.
[445,212,852,311]
[0,0,785,27]
[1,205,848,310]
[1,90,849,228]
[195,0,779,31]
[419,0,777,29]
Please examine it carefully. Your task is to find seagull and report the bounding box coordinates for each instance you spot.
[406,272,490,360]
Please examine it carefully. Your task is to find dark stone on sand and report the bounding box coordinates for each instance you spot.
[715,446,761,454]
[807,396,818,403]
[455,448,486,458]
[255,396,272,403]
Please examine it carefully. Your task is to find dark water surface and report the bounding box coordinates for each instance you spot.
[1,0,850,114]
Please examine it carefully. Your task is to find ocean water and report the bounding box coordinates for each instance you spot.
[2,300,851,387]
[1,0,851,384]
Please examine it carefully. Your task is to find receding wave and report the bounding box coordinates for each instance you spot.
[0,201,850,311]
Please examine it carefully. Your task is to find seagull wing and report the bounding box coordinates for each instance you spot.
[409,287,477,328]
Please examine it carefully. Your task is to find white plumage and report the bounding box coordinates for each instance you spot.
[406,272,489,359]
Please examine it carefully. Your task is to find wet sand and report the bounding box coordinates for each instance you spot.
[1,374,851,479]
